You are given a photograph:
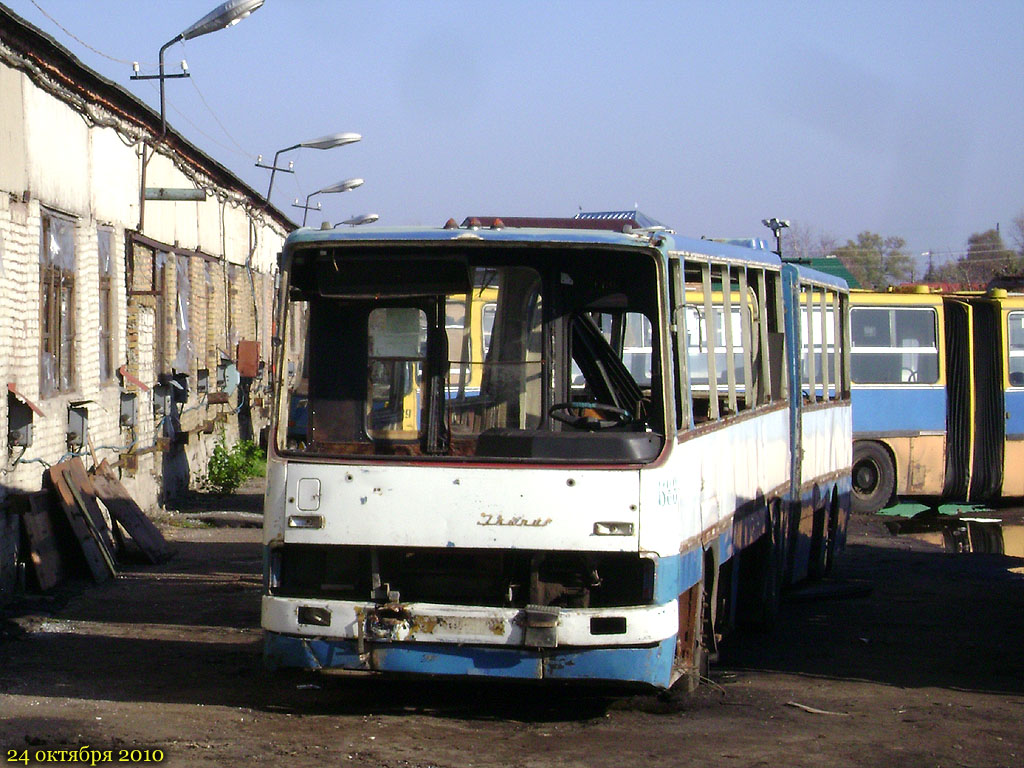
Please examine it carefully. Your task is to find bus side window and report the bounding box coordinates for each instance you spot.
[1009,311,1024,387]
[851,306,939,385]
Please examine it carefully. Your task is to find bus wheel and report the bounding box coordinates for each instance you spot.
[852,442,894,514]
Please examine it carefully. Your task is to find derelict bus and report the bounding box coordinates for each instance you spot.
[261,217,852,689]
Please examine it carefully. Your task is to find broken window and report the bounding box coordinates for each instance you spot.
[799,283,850,401]
[279,245,663,463]
[445,267,544,438]
[174,255,192,372]
[154,251,169,374]
[671,259,773,425]
[365,307,426,438]
[40,209,76,397]
[98,227,115,382]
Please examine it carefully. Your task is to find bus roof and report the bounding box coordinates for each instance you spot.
[850,289,945,307]
[784,261,850,292]
[284,223,654,250]
[283,223,803,276]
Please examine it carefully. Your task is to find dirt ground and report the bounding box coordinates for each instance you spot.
[2,482,1024,768]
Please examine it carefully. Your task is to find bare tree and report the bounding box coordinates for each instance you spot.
[1012,209,1024,258]
[783,221,837,263]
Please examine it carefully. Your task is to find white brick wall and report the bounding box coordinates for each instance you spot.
[0,37,286,515]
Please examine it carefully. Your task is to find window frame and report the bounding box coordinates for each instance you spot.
[40,209,77,397]
[97,226,116,383]
[850,304,940,386]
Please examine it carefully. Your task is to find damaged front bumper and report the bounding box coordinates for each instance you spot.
[262,596,678,687]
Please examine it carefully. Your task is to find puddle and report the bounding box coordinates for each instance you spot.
[884,514,1024,556]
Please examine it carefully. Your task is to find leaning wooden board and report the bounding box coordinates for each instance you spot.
[47,459,115,582]
[64,457,118,555]
[91,460,174,564]
[15,491,66,591]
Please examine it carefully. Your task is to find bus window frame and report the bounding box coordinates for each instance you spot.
[671,255,778,429]
[850,304,941,387]
[1007,309,1024,388]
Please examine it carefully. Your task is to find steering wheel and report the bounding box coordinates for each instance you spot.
[548,401,633,430]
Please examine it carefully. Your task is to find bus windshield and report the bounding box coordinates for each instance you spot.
[279,243,664,463]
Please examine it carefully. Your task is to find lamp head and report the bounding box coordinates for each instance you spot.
[180,0,264,41]
[320,178,364,194]
[340,213,379,226]
[761,217,790,234]
[300,132,362,150]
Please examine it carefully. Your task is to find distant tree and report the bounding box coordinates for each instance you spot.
[924,256,969,286]
[960,229,1017,286]
[783,222,837,263]
[1012,210,1024,259]
[833,231,911,290]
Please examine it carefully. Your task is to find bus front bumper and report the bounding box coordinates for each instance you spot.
[262,596,679,687]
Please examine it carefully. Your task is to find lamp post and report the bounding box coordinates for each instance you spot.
[131,0,264,139]
[762,217,790,258]
[256,132,362,203]
[293,178,365,226]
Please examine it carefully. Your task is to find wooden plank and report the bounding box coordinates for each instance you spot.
[67,478,118,576]
[64,457,117,556]
[91,461,173,564]
[47,460,115,583]
[16,492,66,591]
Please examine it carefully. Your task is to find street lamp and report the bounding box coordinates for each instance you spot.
[256,132,362,202]
[338,213,380,227]
[131,0,264,139]
[762,217,790,258]
[293,178,365,226]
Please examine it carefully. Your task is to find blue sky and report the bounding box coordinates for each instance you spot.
[6,0,1024,269]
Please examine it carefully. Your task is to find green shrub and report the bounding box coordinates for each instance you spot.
[204,439,265,494]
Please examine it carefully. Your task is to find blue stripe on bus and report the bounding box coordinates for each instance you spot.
[1006,390,1024,438]
[851,387,946,434]
[543,636,676,685]
[653,548,703,604]
[264,633,677,687]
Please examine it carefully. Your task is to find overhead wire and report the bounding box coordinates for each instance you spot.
[28,4,260,171]
[29,0,155,67]
[187,72,253,160]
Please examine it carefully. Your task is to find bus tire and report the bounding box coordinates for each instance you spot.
[852,441,895,514]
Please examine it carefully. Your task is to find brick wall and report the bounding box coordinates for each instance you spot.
[0,52,285,519]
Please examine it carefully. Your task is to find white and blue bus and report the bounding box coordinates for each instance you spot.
[262,218,851,689]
